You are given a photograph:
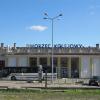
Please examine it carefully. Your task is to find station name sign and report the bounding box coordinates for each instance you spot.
[26,44,84,48]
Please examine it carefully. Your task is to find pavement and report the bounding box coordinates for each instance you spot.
[0,80,99,89]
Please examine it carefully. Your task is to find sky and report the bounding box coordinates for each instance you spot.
[0,0,100,47]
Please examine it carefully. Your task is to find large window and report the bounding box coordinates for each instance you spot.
[60,57,68,67]
[29,57,37,67]
[50,57,57,67]
[60,57,68,78]
[39,57,47,67]
[0,60,5,68]
[71,58,79,78]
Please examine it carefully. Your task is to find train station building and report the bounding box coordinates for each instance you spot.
[0,43,100,78]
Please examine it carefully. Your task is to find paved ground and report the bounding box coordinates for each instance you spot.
[0,80,99,89]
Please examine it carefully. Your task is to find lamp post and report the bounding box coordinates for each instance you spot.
[43,13,62,83]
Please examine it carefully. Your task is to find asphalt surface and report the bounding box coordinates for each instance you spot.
[0,80,99,89]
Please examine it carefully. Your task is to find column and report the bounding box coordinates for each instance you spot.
[27,56,29,67]
[68,57,71,78]
[47,56,50,66]
[57,57,61,78]
[16,56,19,67]
[90,57,92,78]
[37,56,40,66]
[5,57,8,67]
[79,57,81,78]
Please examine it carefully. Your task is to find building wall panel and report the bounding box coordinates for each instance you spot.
[81,56,91,78]
[92,57,100,76]
[18,57,28,67]
[8,57,16,67]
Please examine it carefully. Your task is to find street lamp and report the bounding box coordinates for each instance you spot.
[43,13,62,83]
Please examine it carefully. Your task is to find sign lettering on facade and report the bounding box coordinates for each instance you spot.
[26,44,84,48]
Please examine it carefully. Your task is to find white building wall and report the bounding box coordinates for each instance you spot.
[81,56,91,78]
[18,57,28,67]
[92,57,100,76]
[8,57,16,67]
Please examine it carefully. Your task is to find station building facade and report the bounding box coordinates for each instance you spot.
[0,43,100,78]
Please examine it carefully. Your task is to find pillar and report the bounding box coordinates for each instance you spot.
[5,57,8,67]
[68,57,71,78]
[27,56,29,67]
[79,57,81,78]
[57,57,61,78]
[90,57,92,78]
[47,56,50,66]
[37,56,40,66]
[16,56,19,67]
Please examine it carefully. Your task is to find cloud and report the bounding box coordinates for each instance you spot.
[28,25,48,31]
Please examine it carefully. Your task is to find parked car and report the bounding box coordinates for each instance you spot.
[89,76,100,86]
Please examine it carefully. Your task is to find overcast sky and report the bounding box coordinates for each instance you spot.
[0,0,100,46]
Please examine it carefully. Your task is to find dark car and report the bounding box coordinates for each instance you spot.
[89,76,100,86]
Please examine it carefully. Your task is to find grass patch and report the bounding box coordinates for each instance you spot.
[0,89,100,100]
